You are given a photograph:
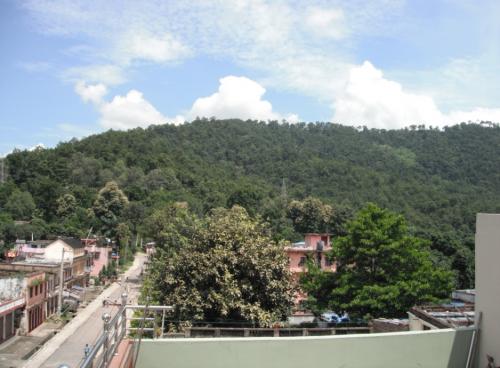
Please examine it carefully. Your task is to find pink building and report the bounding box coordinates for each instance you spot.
[83,239,111,277]
[285,233,336,307]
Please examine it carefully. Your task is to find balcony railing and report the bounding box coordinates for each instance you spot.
[79,297,173,368]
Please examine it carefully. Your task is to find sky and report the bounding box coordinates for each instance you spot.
[1,0,500,155]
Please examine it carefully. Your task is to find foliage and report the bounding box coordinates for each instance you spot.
[144,202,200,254]
[301,204,455,318]
[92,181,129,237]
[56,193,77,218]
[287,196,351,236]
[5,189,36,220]
[142,206,294,326]
[3,120,500,287]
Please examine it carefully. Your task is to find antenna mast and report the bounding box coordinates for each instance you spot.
[281,178,288,202]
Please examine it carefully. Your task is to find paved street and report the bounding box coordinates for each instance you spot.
[24,253,147,368]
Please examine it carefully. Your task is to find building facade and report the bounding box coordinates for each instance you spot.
[285,233,336,307]
[83,238,111,277]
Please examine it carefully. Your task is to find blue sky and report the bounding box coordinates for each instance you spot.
[1,0,500,155]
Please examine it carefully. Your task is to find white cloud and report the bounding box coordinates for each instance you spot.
[187,76,297,123]
[29,143,46,151]
[99,90,168,130]
[63,64,126,86]
[73,76,296,131]
[74,82,184,130]
[74,81,108,104]
[333,61,500,128]
[305,7,346,39]
[22,0,383,94]
[116,30,191,64]
[23,0,500,128]
[447,108,500,124]
[333,61,444,128]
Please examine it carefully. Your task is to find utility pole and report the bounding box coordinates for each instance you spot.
[58,248,65,316]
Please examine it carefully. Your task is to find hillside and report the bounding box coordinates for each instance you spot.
[2,119,500,287]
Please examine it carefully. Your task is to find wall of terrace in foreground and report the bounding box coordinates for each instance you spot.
[136,328,474,368]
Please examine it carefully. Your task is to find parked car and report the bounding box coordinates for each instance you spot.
[320,311,350,323]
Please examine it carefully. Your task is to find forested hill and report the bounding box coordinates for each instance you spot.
[2,119,500,287]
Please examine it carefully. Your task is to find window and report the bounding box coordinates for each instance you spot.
[29,287,33,298]
[298,256,306,266]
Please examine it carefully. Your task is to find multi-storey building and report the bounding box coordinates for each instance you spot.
[285,233,336,308]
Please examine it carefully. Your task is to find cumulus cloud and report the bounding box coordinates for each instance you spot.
[447,108,500,125]
[333,61,500,128]
[74,81,108,104]
[100,90,170,130]
[333,62,444,128]
[74,82,184,130]
[187,76,298,123]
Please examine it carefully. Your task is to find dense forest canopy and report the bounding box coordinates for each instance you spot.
[1,119,500,289]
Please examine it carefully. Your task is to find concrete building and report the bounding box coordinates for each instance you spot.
[16,238,89,287]
[25,271,47,332]
[285,234,335,308]
[0,270,58,338]
[83,238,111,277]
[452,289,475,304]
[0,273,26,342]
[408,304,475,331]
[475,213,500,367]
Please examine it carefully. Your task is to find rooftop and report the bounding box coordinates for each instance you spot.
[409,304,475,329]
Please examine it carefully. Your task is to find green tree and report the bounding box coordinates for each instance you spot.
[144,202,200,254]
[287,197,336,235]
[226,184,264,216]
[116,222,131,263]
[56,193,77,218]
[92,181,129,237]
[301,204,455,318]
[5,190,36,220]
[142,206,294,326]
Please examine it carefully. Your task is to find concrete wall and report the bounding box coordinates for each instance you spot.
[136,329,474,368]
[89,247,110,277]
[0,275,25,300]
[475,213,500,367]
[408,312,439,331]
[44,240,74,262]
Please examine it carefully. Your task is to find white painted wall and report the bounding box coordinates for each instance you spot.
[43,240,74,262]
[475,213,500,367]
[137,329,474,368]
[0,276,25,300]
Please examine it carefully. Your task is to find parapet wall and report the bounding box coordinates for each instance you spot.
[136,328,474,368]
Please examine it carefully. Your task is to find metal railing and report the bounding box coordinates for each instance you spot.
[79,297,173,368]
[79,293,128,368]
